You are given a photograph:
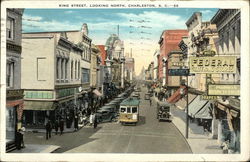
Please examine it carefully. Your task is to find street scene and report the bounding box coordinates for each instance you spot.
[4,4,242,158]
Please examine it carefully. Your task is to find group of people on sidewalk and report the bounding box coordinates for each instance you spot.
[45,116,78,140]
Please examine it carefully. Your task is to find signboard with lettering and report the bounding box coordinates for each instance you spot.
[171,62,185,67]
[189,56,237,74]
[168,69,189,76]
[201,95,218,100]
[208,84,240,96]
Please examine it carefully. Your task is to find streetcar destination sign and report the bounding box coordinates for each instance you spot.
[208,84,240,96]
[189,56,237,74]
[168,69,189,76]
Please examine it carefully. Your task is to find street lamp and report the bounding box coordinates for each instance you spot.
[120,57,125,89]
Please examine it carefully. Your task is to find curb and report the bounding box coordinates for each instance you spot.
[171,117,193,153]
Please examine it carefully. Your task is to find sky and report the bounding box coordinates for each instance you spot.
[22,8,218,75]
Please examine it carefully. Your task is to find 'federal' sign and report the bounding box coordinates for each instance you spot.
[189,56,237,74]
[208,84,240,96]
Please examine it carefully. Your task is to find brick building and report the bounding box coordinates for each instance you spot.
[158,30,188,85]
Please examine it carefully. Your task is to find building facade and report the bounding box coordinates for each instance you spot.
[211,9,241,153]
[21,25,92,128]
[6,8,24,150]
[158,30,188,85]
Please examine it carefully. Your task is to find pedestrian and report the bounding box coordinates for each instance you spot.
[16,129,22,150]
[74,115,79,131]
[45,120,52,140]
[54,119,59,135]
[20,127,25,148]
[149,98,152,106]
[59,118,64,135]
[89,113,93,126]
[93,114,98,129]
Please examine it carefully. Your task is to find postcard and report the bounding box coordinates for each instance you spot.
[1,0,249,161]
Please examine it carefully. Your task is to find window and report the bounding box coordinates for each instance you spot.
[7,17,14,40]
[6,62,14,87]
[132,107,137,113]
[61,59,64,80]
[81,68,90,83]
[78,61,80,79]
[71,61,74,80]
[75,61,77,79]
[56,58,60,79]
[65,60,68,80]
[127,107,131,113]
[120,107,126,113]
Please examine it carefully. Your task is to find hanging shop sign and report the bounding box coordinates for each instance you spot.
[201,95,218,100]
[171,62,185,67]
[208,84,240,96]
[168,69,189,76]
[189,56,237,74]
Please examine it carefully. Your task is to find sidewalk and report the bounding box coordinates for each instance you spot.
[25,122,86,134]
[153,96,223,154]
[172,107,223,154]
[10,144,60,153]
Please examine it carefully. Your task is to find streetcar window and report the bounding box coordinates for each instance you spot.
[127,107,131,113]
[120,108,126,113]
[132,107,137,113]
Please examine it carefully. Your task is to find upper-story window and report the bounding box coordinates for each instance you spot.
[6,62,14,88]
[7,17,14,40]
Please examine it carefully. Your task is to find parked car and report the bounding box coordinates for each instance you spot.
[96,107,117,123]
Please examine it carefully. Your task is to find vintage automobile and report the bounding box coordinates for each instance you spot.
[156,101,172,122]
[119,97,140,125]
[131,91,140,99]
[96,106,117,123]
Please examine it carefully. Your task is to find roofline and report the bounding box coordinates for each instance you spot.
[22,30,79,34]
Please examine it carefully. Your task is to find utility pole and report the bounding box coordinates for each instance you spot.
[117,25,119,37]
[185,76,189,138]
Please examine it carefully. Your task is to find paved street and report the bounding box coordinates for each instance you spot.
[22,87,191,153]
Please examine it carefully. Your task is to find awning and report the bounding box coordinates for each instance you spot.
[24,101,55,111]
[175,94,197,110]
[187,95,212,119]
[93,89,103,97]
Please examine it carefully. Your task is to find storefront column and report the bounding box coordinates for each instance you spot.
[211,106,218,139]
[33,111,36,125]
[217,119,223,145]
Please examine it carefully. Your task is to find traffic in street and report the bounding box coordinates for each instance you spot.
[22,86,191,153]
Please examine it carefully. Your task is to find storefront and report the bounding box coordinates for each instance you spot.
[22,101,55,128]
[215,100,240,153]
[6,89,24,150]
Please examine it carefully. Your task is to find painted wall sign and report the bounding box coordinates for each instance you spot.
[189,56,237,73]
[208,84,240,96]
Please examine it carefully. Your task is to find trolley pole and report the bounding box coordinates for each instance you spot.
[185,76,189,139]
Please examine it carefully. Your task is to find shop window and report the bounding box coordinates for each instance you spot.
[6,62,14,87]
[7,17,14,40]
[6,107,16,142]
